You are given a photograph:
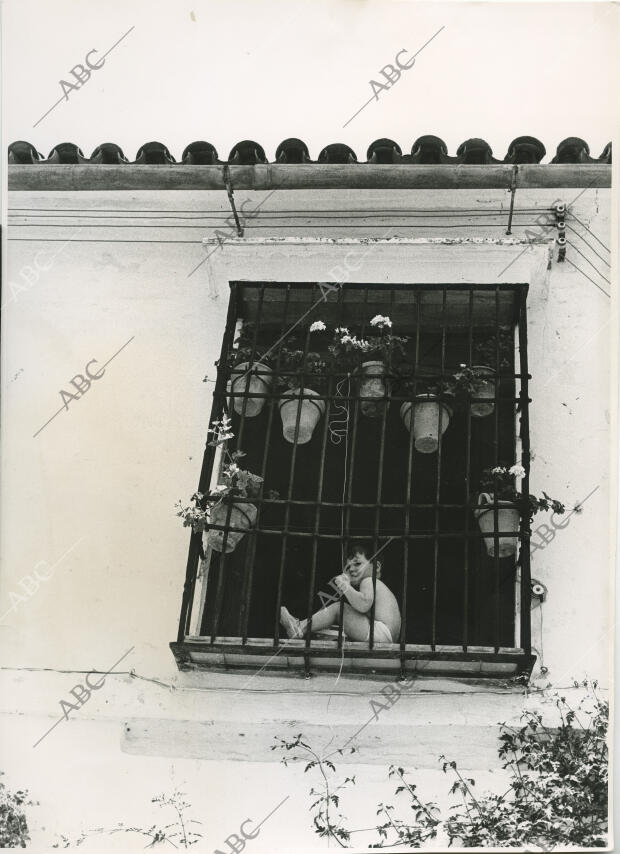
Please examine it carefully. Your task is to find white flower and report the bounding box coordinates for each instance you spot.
[310,320,326,332]
[226,463,240,475]
[370,314,393,328]
[340,334,371,351]
[459,363,467,368]
[509,464,526,478]
[492,466,506,475]
[335,327,349,335]
[208,415,234,443]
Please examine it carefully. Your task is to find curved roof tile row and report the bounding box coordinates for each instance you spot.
[8,136,611,166]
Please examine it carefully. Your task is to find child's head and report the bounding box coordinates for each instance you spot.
[344,541,382,587]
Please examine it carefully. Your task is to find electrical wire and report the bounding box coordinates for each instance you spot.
[565,224,611,267]
[5,211,525,220]
[328,377,351,446]
[566,211,610,254]
[9,206,547,215]
[8,222,552,230]
[566,240,611,285]
[8,237,201,243]
[0,664,591,697]
[564,257,610,298]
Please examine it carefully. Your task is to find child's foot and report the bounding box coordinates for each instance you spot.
[280,606,302,639]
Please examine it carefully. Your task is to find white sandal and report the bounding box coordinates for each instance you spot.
[280,606,302,639]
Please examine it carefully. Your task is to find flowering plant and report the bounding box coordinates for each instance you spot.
[175,454,264,534]
[175,418,276,534]
[478,464,565,519]
[328,315,409,372]
[273,322,330,391]
[438,364,496,409]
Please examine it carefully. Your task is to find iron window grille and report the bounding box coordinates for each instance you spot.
[173,282,533,678]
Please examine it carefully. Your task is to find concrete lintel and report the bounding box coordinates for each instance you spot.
[8,163,611,191]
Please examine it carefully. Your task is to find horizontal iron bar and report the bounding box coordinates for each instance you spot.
[228,391,527,402]
[203,498,519,509]
[237,281,529,291]
[179,639,527,663]
[231,370,523,378]
[202,521,524,538]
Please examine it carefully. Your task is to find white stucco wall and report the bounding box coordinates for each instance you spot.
[0,184,612,849]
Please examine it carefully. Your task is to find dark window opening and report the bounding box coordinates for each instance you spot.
[177,282,532,676]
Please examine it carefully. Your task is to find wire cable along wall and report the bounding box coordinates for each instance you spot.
[174,282,534,678]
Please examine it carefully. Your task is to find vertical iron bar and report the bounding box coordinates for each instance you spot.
[518,287,532,656]
[493,286,501,652]
[431,288,447,650]
[338,287,369,651]
[211,291,265,641]
[242,288,292,641]
[237,286,267,638]
[244,287,293,642]
[330,286,348,649]
[510,289,519,649]
[399,290,421,677]
[274,285,300,647]
[370,288,396,649]
[303,283,333,670]
[178,283,238,642]
[462,287,474,651]
[210,511,234,641]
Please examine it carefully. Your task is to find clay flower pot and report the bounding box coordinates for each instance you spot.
[278,387,326,444]
[207,501,258,553]
[230,362,273,417]
[470,366,496,418]
[400,394,452,454]
[474,493,520,557]
[359,360,388,418]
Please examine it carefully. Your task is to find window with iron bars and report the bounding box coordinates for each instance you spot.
[173,282,533,678]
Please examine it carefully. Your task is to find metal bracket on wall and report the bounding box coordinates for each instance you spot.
[223,163,244,237]
[505,165,519,235]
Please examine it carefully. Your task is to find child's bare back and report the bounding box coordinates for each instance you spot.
[370,577,401,642]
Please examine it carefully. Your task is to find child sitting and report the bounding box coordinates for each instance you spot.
[280,541,401,644]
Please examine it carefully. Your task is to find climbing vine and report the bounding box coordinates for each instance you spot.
[276,681,608,849]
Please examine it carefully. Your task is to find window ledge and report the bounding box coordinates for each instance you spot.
[171,638,534,680]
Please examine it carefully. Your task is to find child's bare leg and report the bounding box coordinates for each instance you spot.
[343,603,371,642]
[280,602,341,638]
[301,601,341,634]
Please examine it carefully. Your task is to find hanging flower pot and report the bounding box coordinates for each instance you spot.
[359,360,389,418]
[470,366,496,418]
[229,362,273,417]
[474,493,520,557]
[400,394,452,454]
[207,500,258,553]
[278,387,326,444]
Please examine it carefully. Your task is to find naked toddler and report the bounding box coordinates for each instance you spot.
[280,542,401,644]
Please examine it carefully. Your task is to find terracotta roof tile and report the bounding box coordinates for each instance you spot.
[7,137,612,164]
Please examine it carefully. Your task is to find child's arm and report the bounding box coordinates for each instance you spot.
[334,576,374,613]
